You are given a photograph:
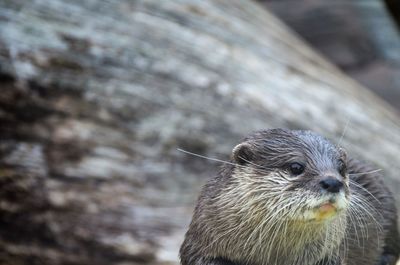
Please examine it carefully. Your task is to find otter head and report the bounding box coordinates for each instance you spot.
[181,129,351,265]
[230,128,349,223]
[197,129,350,264]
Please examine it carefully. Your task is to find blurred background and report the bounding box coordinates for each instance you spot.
[261,0,400,110]
[0,0,400,265]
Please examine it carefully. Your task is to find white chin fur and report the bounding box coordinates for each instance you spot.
[297,191,348,221]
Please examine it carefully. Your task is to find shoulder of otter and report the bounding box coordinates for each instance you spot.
[346,158,400,263]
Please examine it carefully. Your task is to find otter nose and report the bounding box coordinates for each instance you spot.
[319,177,343,193]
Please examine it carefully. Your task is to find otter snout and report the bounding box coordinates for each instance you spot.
[319,176,344,193]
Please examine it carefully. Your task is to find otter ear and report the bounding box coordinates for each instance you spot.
[231,142,254,165]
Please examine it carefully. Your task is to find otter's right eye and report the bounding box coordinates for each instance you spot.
[289,162,305,175]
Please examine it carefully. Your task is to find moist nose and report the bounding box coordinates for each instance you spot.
[319,177,343,193]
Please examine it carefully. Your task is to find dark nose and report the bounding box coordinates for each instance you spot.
[319,177,343,193]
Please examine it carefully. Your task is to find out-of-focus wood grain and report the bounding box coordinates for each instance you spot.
[0,0,399,264]
[259,0,400,110]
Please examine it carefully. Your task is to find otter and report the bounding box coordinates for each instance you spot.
[180,129,399,265]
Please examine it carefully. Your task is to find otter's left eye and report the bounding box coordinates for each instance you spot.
[338,160,347,177]
[289,162,305,176]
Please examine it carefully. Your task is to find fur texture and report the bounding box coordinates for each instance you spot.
[180,129,399,265]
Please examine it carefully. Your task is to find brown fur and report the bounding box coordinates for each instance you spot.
[180,129,399,265]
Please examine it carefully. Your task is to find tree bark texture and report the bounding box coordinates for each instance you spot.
[0,1,399,265]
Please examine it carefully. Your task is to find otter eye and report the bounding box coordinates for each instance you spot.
[289,162,305,176]
[338,160,347,177]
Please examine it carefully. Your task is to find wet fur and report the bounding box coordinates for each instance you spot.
[180,129,399,265]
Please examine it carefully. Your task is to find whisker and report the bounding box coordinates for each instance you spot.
[177,148,237,166]
[177,148,272,176]
[238,155,265,169]
[349,179,381,204]
[349,196,383,232]
[338,118,350,146]
[348,169,382,176]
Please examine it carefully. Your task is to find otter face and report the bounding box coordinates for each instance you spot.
[231,128,350,222]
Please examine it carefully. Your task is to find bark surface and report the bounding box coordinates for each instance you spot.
[0,0,399,264]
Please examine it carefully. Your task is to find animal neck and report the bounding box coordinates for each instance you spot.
[252,216,347,265]
[204,213,347,265]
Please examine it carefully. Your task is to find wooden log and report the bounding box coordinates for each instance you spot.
[0,0,399,264]
[259,0,400,111]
